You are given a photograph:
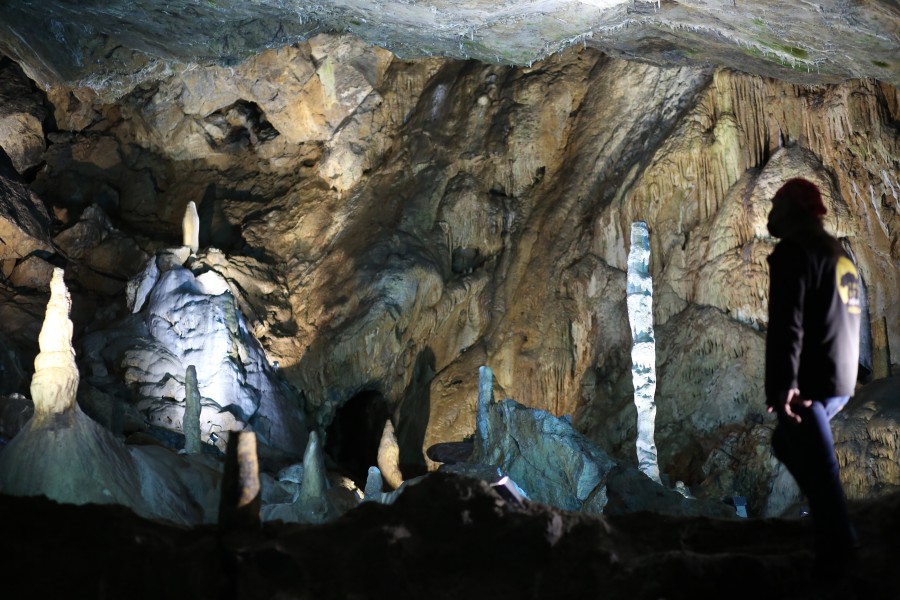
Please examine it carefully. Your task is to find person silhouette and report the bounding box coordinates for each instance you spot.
[764,178,861,577]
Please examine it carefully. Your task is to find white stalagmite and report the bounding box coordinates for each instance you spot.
[475,365,494,457]
[377,419,403,490]
[182,200,200,253]
[31,268,79,417]
[626,221,661,483]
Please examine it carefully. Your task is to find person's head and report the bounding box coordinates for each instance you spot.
[767,178,826,238]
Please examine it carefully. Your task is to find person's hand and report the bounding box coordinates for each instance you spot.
[767,388,812,424]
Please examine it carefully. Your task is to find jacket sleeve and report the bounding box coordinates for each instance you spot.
[765,242,807,406]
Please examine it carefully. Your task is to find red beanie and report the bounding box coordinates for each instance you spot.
[772,178,827,217]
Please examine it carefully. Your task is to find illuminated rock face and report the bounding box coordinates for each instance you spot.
[84,252,308,455]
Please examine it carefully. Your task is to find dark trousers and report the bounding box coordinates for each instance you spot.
[771,396,856,556]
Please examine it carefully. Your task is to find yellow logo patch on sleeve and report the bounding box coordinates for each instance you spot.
[836,256,862,315]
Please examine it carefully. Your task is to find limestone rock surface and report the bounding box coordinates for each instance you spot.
[834,375,900,500]
[0,1,897,99]
[0,59,46,173]
[83,250,308,455]
[474,394,617,513]
[0,149,51,262]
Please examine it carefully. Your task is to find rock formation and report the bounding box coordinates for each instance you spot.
[834,375,900,500]
[182,365,201,455]
[30,268,79,417]
[219,430,261,529]
[626,221,660,483]
[377,419,403,490]
[1,1,896,98]
[0,268,145,509]
[182,201,199,254]
[0,31,896,522]
[83,250,308,455]
[296,431,332,523]
[0,59,46,174]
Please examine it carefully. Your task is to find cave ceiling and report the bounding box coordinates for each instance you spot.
[1,0,898,98]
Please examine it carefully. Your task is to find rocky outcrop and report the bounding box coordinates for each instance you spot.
[834,375,900,500]
[82,249,308,455]
[0,58,46,174]
[0,146,51,265]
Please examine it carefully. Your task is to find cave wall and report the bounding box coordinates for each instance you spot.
[0,34,897,508]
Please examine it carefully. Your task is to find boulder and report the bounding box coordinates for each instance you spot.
[8,254,55,290]
[474,394,617,513]
[0,60,46,174]
[0,151,52,261]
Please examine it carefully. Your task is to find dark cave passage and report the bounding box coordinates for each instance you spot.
[324,390,391,486]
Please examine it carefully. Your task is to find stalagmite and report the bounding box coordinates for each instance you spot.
[364,466,384,500]
[297,431,330,522]
[183,365,201,455]
[182,200,200,254]
[31,268,78,418]
[377,419,403,490]
[219,431,261,529]
[626,221,661,483]
[475,365,494,457]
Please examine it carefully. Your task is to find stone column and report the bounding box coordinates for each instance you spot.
[626,221,661,483]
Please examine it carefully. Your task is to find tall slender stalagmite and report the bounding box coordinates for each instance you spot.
[183,365,202,454]
[31,268,79,418]
[626,221,661,483]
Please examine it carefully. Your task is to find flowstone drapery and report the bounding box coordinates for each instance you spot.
[626,222,661,484]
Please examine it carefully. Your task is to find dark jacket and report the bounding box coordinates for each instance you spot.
[765,225,861,403]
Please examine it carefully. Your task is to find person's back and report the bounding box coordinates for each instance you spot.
[766,225,861,401]
[764,178,861,580]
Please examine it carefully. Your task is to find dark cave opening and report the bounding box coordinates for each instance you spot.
[324,390,391,486]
